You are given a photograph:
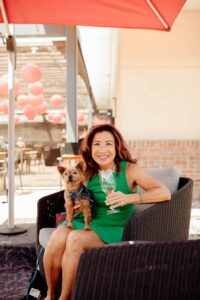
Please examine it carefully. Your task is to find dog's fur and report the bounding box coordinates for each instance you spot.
[57,161,92,231]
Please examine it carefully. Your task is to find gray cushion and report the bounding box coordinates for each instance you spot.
[138,168,180,194]
[39,228,55,248]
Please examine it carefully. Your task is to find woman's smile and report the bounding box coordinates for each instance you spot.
[98,155,109,160]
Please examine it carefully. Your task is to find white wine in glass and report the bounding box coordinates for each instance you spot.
[99,169,120,214]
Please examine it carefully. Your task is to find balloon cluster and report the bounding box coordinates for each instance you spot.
[46,108,66,123]
[0,63,66,123]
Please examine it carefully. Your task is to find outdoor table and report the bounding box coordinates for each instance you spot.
[62,154,82,167]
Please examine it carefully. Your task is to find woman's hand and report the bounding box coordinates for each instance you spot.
[105,191,131,209]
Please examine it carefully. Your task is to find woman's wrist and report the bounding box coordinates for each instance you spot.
[139,191,144,203]
[128,192,145,204]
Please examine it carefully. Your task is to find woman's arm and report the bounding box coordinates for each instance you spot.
[106,163,171,209]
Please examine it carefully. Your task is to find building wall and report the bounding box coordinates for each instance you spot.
[115,10,200,202]
[127,140,200,202]
[116,10,200,140]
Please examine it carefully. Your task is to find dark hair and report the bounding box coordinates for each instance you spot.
[80,124,136,179]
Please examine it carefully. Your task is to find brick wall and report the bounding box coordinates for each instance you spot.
[127,140,200,202]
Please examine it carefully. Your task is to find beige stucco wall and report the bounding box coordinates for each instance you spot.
[115,10,200,140]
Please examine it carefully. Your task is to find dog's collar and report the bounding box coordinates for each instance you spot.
[69,186,84,200]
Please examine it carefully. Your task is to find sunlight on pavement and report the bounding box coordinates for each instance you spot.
[0,188,59,225]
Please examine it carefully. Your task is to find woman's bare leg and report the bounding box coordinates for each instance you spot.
[59,230,105,300]
[44,226,71,300]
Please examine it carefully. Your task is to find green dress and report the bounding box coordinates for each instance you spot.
[63,161,136,244]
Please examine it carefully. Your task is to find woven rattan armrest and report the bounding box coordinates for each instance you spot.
[122,177,193,241]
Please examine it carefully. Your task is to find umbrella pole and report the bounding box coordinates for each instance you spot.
[66,26,78,143]
[7,39,15,229]
[0,33,27,235]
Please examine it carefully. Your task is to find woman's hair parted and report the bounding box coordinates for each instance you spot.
[80,124,136,179]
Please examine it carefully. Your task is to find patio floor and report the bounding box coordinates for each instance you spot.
[0,164,199,245]
[0,164,60,245]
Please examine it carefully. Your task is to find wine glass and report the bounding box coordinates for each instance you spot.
[99,169,120,214]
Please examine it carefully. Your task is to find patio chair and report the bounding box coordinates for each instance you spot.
[23,150,44,173]
[0,151,23,193]
[61,142,81,155]
[15,150,23,190]
[43,147,61,167]
[0,159,7,192]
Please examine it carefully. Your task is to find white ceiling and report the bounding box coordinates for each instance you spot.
[78,27,113,109]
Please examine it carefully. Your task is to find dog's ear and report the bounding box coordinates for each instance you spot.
[57,165,66,174]
[75,160,85,172]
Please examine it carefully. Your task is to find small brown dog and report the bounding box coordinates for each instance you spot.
[57,161,92,231]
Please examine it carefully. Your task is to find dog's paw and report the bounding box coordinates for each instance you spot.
[67,224,73,230]
[84,227,90,231]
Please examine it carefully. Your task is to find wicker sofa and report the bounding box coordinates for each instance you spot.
[71,239,200,300]
[37,176,193,249]
[36,171,194,299]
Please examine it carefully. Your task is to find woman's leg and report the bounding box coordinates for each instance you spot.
[44,226,71,300]
[59,230,105,300]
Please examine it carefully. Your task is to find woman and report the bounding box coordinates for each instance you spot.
[44,124,171,300]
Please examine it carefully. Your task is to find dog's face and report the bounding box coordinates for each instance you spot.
[57,161,85,192]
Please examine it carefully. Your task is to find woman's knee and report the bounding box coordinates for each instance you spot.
[47,226,70,250]
[66,230,85,253]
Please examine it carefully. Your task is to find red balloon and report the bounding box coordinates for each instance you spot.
[46,113,53,121]
[0,75,20,97]
[17,94,29,108]
[77,114,84,122]
[23,104,37,120]
[61,110,66,119]
[53,114,62,123]
[0,100,9,114]
[28,81,43,95]
[0,102,4,113]
[50,94,64,107]
[29,94,44,107]
[20,63,42,83]
[36,101,48,115]
[15,116,20,124]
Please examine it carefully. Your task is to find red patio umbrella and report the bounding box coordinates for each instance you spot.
[0,0,186,31]
[0,0,186,234]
